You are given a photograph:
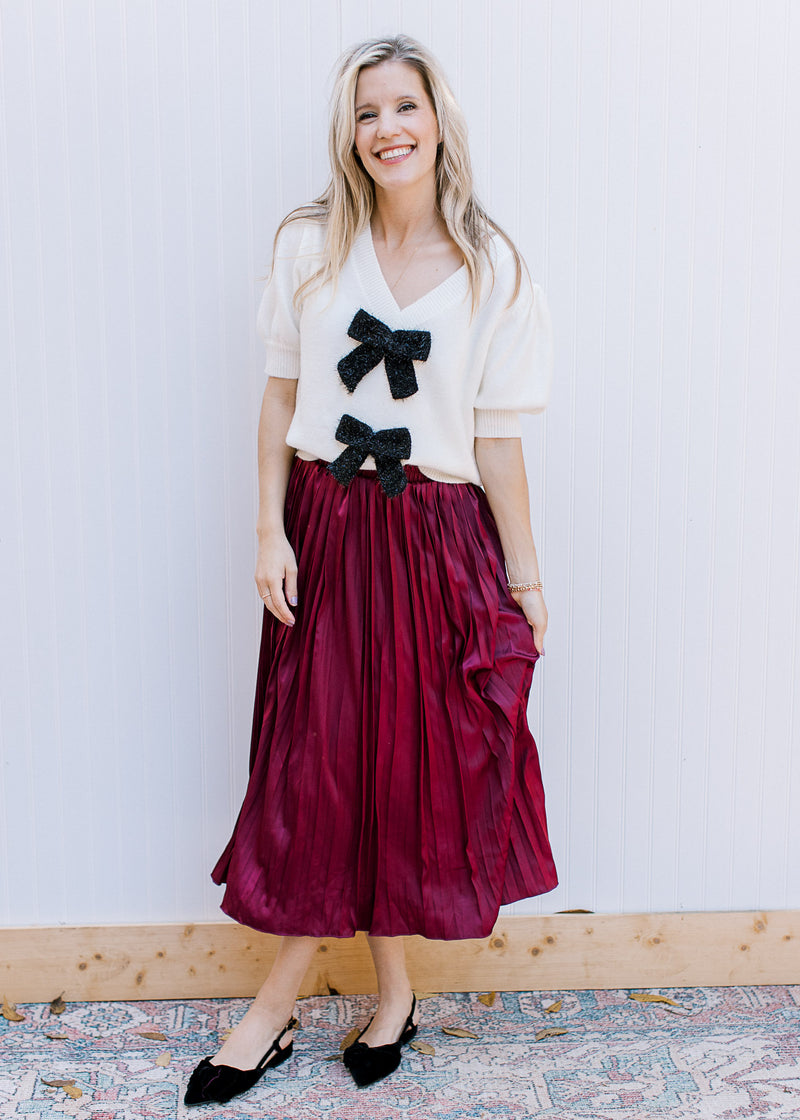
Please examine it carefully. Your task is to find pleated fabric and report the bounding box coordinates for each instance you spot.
[211,456,558,941]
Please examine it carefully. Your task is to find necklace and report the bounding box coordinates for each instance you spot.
[376,217,440,294]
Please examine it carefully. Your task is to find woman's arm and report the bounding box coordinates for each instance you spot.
[474,436,547,654]
[254,376,299,626]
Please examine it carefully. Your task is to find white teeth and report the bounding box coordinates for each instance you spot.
[378,146,413,160]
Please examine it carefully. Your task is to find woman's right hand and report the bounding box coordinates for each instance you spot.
[255,531,298,626]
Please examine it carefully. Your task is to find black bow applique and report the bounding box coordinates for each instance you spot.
[327,414,412,498]
[337,309,431,399]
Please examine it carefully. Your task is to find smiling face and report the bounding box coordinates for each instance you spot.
[353,60,440,195]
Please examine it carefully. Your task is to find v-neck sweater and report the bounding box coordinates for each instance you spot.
[256,217,553,485]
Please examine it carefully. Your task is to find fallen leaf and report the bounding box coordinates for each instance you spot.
[544,999,563,1013]
[339,1027,361,1050]
[155,1050,171,1067]
[219,1029,232,1040]
[49,993,67,1016]
[63,1085,82,1100]
[441,1026,479,1039]
[410,1039,435,1055]
[136,1030,167,1041]
[2,996,25,1022]
[628,992,680,1007]
[478,991,496,1007]
[41,1079,76,1088]
[534,1028,568,1041]
[45,1033,69,1041]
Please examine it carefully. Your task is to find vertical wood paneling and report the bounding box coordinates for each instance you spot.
[776,2,800,909]
[674,0,711,912]
[1,0,798,927]
[0,1,35,924]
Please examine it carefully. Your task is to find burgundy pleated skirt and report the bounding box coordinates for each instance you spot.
[211,455,558,941]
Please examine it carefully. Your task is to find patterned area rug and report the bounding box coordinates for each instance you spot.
[1,987,798,1118]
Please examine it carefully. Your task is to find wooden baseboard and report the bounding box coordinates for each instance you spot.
[2,911,797,1004]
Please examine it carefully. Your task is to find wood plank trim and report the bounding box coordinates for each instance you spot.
[2,911,798,1003]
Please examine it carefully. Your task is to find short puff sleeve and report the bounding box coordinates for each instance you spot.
[256,220,313,380]
[473,274,553,438]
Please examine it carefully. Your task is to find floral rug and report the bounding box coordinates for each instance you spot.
[1,987,798,1118]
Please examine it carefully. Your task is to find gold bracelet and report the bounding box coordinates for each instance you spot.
[508,580,543,593]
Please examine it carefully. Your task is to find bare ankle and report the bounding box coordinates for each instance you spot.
[376,985,414,1009]
[249,995,297,1025]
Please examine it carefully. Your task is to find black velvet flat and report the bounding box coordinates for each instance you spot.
[183,1015,298,1106]
[342,994,418,1087]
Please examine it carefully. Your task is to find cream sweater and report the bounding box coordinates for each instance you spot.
[257,217,553,486]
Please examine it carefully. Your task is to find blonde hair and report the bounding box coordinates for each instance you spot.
[273,34,524,313]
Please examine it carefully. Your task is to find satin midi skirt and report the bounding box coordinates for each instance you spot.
[211,455,558,941]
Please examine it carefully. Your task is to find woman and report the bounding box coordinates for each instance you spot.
[185,33,557,1106]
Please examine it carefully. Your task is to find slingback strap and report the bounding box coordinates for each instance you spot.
[254,1015,298,1072]
[401,994,417,1038]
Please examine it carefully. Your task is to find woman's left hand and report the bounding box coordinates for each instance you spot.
[511,588,548,655]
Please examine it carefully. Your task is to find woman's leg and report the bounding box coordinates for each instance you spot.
[211,934,322,1069]
[358,934,421,1045]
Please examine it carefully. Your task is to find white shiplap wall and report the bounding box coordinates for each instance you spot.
[1,0,798,926]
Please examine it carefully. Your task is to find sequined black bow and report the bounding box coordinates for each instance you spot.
[337,309,431,399]
[327,414,412,497]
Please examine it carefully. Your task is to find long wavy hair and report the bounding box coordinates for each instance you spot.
[272,34,524,314]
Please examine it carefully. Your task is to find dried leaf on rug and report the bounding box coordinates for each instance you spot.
[628,992,681,1007]
[49,993,67,1015]
[41,1078,82,1098]
[2,996,25,1022]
